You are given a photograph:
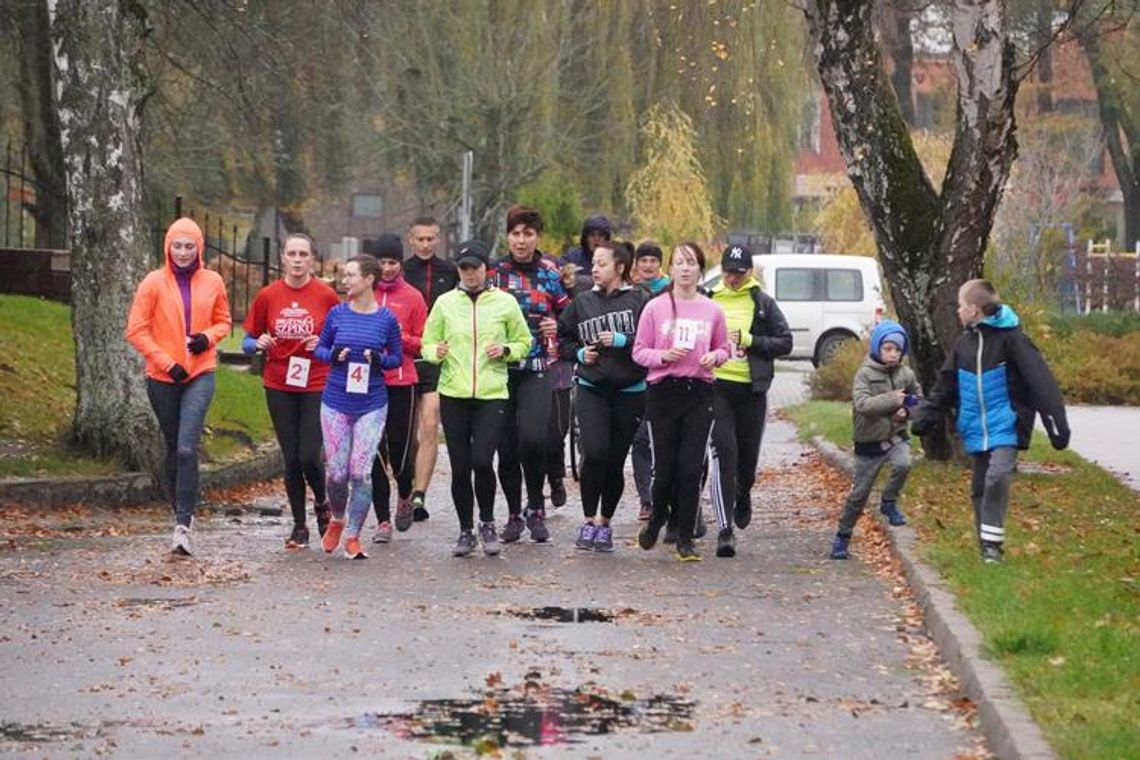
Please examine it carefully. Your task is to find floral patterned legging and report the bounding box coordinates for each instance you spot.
[320,404,388,537]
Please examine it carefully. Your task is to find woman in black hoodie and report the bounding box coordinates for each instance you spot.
[556,240,648,552]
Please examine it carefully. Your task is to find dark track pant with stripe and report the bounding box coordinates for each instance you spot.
[707,379,767,532]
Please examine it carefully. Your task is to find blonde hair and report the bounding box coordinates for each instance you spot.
[958,279,1001,316]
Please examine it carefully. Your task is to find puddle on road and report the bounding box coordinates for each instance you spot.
[0,721,85,743]
[114,596,200,610]
[506,606,616,623]
[355,688,695,748]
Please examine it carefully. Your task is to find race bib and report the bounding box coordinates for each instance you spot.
[346,362,370,394]
[285,356,311,388]
[673,318,700,350]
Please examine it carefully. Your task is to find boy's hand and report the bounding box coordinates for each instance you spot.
[1042,415,1070,450]
[892,407,908,422]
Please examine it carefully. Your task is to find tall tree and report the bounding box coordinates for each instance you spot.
[5,0,68,248]
[1080,19,1140,250]
[50,0,162,471]
[804,0,1020,459]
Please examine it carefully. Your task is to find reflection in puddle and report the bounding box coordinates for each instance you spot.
[355,687,695,748]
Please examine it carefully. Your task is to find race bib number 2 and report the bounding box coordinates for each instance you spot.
[285,356,311,388]
[346,362,370,394]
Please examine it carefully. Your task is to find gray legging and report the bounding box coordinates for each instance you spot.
[146,372,216,527]
[836,441,911,536]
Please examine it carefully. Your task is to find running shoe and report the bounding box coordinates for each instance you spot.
[321,518,345,553]
[549,478,567,508]
[575,522,597,550]
[715,528,736,558]
[371,521,393,544]
[525,508,550,543]
[675,542,702,562]
[593,525,614,553]
[453,530,477,557]
[344,536,367,560]
[285,523,310,549]
[171,524,194,557]
[501,514,525,544]
[479,522,501,556]
[394,497,414,532]
[411,493,429,522]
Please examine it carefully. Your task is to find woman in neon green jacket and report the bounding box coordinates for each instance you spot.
[421,240,532,558]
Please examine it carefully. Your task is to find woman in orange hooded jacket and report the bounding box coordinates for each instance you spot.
[126,217,231,556]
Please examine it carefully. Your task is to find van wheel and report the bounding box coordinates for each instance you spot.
[815,332,856,367]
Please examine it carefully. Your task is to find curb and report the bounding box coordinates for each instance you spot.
[811,435,1058,760]
[0,444,283,508]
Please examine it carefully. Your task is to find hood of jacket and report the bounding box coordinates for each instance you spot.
[979,303,1020,330]
[163,217,205,271]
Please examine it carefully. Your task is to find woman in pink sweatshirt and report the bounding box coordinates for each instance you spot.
[632,242,729,561]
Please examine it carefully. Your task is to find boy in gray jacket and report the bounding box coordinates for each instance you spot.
[830,320,922,560]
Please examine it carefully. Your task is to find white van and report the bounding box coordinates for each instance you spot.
[703,253,885,366]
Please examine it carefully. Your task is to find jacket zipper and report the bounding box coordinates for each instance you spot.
[380,290,403,382]
[470,293,479,397]
[425,261,433,306]
[975,330,989,450]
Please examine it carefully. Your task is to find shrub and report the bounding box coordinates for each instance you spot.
[808,338,867,401]
[1047,311,1140,339]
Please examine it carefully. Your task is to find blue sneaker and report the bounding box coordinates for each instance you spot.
[593,525,614,553]
[829,535,850,560]
[880,502,907,526]
[575,522,597,550]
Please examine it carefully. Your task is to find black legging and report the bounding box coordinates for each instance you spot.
[645,378,714,544]
[546,386,572,482]
[441,395,508,530]
[372,384,418,522]
[265,387,326,525]
[497,370,553,514]
[575,384,644,519]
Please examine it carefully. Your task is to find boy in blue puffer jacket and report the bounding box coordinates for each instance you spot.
[911,280,1070,564]
[829,320,922,560]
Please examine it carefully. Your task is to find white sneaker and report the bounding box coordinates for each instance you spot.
[171,524,194,556]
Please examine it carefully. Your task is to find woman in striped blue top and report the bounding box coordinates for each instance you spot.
[314,254,403,559]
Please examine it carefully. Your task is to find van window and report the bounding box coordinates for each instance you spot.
[825,269,863,301]
[775,269,815,301]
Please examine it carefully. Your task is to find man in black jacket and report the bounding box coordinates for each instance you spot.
[707,245,793,557]
[403,216,458,522]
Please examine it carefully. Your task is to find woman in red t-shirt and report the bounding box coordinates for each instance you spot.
[243,234,341,548]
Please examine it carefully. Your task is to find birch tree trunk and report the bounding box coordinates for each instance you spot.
[804,0,1019,459]
[50,0,162,473]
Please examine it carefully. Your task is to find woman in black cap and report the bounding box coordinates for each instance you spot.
[421,241,532,557]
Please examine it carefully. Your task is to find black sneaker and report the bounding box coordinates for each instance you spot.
[479,522,501,557]
[715,528,735,558]
[638,519,665,551]
[525,508,550,543]
[285,523,310,549]
[733,497,752,530]
[501,514,525,544]
[411,494,430,522]
[549,478,567,508]
[314,502,331,538]
[675,542,701,562]
[453,530,477,558]
[663,526,679,545]
[981,541,1004,564]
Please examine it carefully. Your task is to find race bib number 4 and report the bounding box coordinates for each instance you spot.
[673,318,700,350]
[346,362,370,394]
[285,356,311,388]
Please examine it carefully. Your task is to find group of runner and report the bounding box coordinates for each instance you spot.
[127,205,792,562]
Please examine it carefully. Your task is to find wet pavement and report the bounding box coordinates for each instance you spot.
[0,416,987,759]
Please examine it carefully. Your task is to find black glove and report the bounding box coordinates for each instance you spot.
[368,350,388,369]
[168,363,189,383]
[187,333,210,355]
[1042,415,1070,451]
[330,345,349,363]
